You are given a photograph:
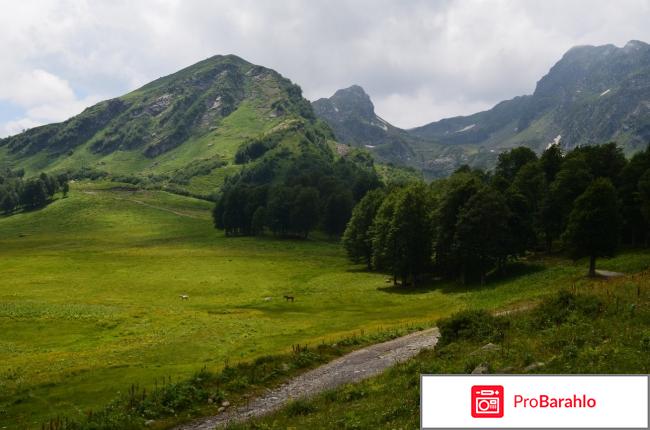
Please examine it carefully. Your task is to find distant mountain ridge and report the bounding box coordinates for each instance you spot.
[410,40,650,154]
[3,41,649,183]
[314,41,650,176]
[312,85,422,164]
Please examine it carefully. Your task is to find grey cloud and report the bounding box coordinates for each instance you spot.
[1,0,650,136]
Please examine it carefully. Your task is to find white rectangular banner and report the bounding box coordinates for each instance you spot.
[421,375,648,429]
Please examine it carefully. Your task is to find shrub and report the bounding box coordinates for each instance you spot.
[437,309,508,346]
[533,290,603,328]
[286,399,317,416]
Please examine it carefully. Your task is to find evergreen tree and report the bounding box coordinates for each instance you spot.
[0,189,18,214]
[20,179,49,209]
[562,178,620,277]
[569,142,627,186]
[434,171,483,277]
[494,147,538,185]
[251,206,266,236]
[342,189,385,269]
[266,186,293,236]
[539,143,564,183]
[61,181,70,197]
[290,187,320,238]
[40,172,57,196]
[540,157,593,251]
[371,184,433,286]
[638,170,650,240]
[322,190,354,237]
[453,186,511,285]
[618,147,650,245]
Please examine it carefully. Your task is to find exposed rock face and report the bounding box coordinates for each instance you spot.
[312,85,418,164]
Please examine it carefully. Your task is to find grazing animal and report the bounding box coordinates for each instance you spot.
[179,294,189,300]
[283,295,294,302]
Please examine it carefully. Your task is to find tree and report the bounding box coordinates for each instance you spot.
[494,147,538,185]
[539,143,563,183]
[212,184,267,236]
[434,171,483,277]
[391,184,434,286]
[639,169,650,241]
[562,178,620,277]
[540,157,593,251]
[58,173,70,197]
[371,183,433,286]
[510,161,546,215]
[453,186,511,285]
[266,186,293,236]
[40,172,57,196]
[61,181,70,197]
[569,142,627,185]
[342,189,385,269]
[20,179,48,209]
[0,190,18,214]
[290,187,320,238]
[251,206,266,236]
[618,147,650,245]
[322,190,354,237]
[370,191,400,280]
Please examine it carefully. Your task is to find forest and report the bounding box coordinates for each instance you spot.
[343,143,650,284]
[0,168,69,214]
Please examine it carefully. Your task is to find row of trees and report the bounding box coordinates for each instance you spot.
[343,143,650,284]
[214,183,355,238]
[213,145,380,238]
[0,169,69,214]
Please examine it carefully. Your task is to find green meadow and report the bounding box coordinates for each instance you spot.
[0,183,647,428]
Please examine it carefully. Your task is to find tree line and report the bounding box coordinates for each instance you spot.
[212,119,381,238]
[0,168,70,214]
[343,143,650,284]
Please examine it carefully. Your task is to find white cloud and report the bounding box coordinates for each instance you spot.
[0,68,103,137]
[1,0,650,135]
[2,118,42,137]
[3,69,76,107]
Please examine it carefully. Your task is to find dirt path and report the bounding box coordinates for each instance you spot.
[82,190,203,219]
[174,328,439,429]
[595,269,625,278]
[118,197,203,219]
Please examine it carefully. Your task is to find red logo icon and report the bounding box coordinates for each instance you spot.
[471,385,504,418]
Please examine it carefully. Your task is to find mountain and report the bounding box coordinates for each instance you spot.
[312,85,423,164]
[0,55,334,197]
[410,40,650,156]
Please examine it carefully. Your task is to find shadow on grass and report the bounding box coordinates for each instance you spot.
[377,262,546,295]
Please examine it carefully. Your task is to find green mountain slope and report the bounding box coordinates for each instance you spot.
[411,40,650,155]
[0,55,322,196]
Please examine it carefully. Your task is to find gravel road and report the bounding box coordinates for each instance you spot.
[174,327,440,429]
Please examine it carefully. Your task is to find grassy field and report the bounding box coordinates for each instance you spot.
[1,182,648,428]
[241,269,650,430]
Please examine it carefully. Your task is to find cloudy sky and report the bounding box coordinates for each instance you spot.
[1,0,650,137]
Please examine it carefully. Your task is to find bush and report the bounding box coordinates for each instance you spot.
[437,309,508,346]
[533,290,603,328]
[286,399,317,416]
